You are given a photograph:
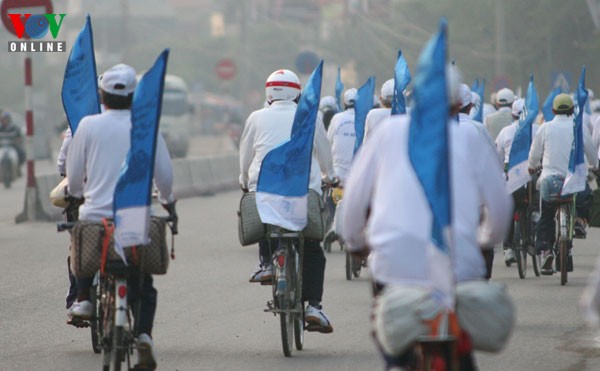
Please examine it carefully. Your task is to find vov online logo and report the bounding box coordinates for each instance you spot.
[7,13,66,52]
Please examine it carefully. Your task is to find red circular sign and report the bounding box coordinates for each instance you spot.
[1,0,53,38]
[215,58,236,80]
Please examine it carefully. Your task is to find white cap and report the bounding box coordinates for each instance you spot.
[344,88,357,106]
[459,84,472,108]
[512,98,525,117]
[496,88,515,105]
[98,64,137,96]
[319,95,337,111]
[381,79,394,101]
[471,91,481,106]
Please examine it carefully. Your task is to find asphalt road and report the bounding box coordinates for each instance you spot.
[2,166,600,370]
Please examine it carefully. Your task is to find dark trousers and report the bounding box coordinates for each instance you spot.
[535,184,592,252]
[72,266,157,337]
[259,238,326,304]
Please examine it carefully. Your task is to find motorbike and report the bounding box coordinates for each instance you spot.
[0,139,19,188]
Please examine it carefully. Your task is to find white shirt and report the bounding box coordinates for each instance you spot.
[364,107,391,141]
[238,100,335,194]
[57,127,72,176]
[495,119,540,164]
[528,114,597,180]
[341,115,511,286]
[484,106,512,141]
[458,113,494,147]
[591,115,600,161]
[327,108,356,185]
[67,109,175,221]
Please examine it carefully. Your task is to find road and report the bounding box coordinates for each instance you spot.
[2,166,600,370]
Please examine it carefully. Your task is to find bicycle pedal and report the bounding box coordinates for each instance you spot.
[260,280,273,286]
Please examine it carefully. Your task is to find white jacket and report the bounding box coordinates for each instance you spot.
[364,107,391,141]
[495,119,539,164]
[238,100,335,194]
[528,114,597,180]
[67,109,175,221]
[341,115,511,286]
[327,108,356,185]
[484,107,512,141]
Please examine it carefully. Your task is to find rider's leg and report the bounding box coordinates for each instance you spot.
[128,273,157,337]
[575,183,592,236]
[259,238,272,267]
[76,276,94,301]
[302,239,326,305]
[535,200,556,253]
[66,256,77,309]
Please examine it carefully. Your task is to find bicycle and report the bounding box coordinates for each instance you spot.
[550,195,575,286]
[263,225,304,357]
[511,182,541,279]
[59,215,177,370]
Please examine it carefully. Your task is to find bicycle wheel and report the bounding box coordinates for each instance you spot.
[293,242,304,351]
[515,216,527,279]
[90,282,102,354]
[112,326,124,371]
[345,251,352,281]
[531,247,540,277]
[277,242,294,357]
[560,240,568,285]
[352,255,362,278]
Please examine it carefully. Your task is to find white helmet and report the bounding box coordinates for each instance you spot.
[319,95,337,111]
[265,69,301,103]
[380,79,394,104]
[343,88,357,106]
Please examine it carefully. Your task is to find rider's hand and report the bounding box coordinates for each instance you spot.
[528,168,536,175]
[240,184,249,193]
[162,201,178,235]
[325,176,340,188]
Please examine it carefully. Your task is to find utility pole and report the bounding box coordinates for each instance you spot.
[494,1,506,80]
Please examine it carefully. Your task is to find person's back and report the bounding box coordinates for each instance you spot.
[530,115,574,178]
[485,88,515,141]
[364,79,394,140]
[327,108,355,184]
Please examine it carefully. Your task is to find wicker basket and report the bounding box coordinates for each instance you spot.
[70,217,169,278]
[237,192,266,246]
[303,189,327,241]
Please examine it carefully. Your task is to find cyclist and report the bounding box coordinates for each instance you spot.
[484,88,515,141]
[327,88,357,186]
[495,98,540,265]
[66,64,177,370]
[319,95,338,132]
[364,79,393,141]
[528,93,597,275]
[341,64,513,370]
[239,68,337,333]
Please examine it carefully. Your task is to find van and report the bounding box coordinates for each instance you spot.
[160,75,194,158]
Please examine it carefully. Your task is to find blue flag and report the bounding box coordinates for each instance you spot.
[506,74,539,193]
[61,15,100,134]
[563,66,588,195]
[391,50,411,115]
[255,61,323,231]
[335,66,344,111]
[471,78,485,123]
[408,18,453,308]
[113,49,169,259]
[354,76,376,153]
[542,86,562,123]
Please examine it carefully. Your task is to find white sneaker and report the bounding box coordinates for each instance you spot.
[249,264,273,283]
[305,305,333,333]
[70,300,93,320]
[504,249,516,264]
[137,333,157,370]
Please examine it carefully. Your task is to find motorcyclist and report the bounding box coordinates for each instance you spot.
[0,111,25,176]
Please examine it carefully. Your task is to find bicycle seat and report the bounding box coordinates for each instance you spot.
[266,225,301,239]
[104,260,136,276]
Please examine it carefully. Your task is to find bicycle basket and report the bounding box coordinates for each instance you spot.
[303,189,327,241]
[237,192,266,246]
[70,217,169,278]
[540,175,572,203]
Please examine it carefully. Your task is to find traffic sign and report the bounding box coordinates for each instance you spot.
[215,58,236,80]
[1,0,53,38]
[295,51,319,75]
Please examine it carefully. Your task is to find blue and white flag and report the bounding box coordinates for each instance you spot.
[113,49,169,261]
[408,19,454,308]
[354,76,376,153]
[335,66,344,111]
[542,86,562,123]
[255,61,323,231]
[471,78,485,123]
[61,15,100,134]
[507,74,539,194]
[562,66,588,195]
[391,50,411,115]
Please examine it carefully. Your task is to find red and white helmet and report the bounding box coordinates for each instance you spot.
[265,69,301,103]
